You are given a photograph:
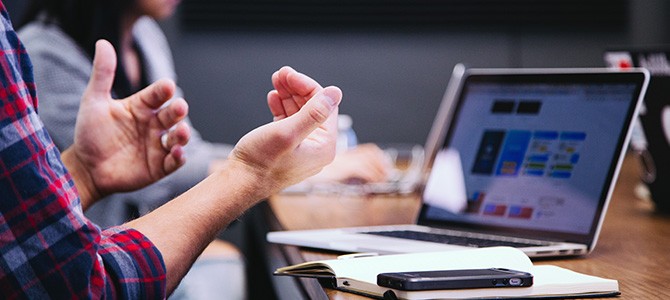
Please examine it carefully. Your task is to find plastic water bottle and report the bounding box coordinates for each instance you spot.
[337,114,358,153]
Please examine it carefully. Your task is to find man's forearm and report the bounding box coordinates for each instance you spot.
[125,160,265,293]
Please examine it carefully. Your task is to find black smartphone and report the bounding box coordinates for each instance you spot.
[377,268,533,291]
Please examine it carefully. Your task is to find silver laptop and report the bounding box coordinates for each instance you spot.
[268,66,649,258]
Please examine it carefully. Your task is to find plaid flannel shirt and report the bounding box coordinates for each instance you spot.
[0,2,166,298]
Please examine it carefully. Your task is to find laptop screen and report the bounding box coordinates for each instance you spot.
[419,70,647,245]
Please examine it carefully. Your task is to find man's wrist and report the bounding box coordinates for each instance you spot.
[212,158,274,202]
[61,148,102,210]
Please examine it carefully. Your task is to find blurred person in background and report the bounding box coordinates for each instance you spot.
[18,0,390,298]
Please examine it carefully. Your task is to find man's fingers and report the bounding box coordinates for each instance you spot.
[84,40,116,101]
[267,90,287,120]
[271,66,294,99]
[161,122,190,174]
[128,79,176,112]
[285,69,322,103]
[161,122,191,151]
[269,66,325,121]
[163,145,186,174]
[273,66,322,99]
[156,97,189,130]
[271,68,301,116]
[281,97,301,117]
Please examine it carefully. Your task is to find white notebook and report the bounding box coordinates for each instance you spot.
[274,247,619,299]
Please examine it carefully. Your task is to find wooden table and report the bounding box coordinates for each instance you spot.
[266,154,670,299]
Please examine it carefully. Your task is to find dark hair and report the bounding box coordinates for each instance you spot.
[19,0,139,98]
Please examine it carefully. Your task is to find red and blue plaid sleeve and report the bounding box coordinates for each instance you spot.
[0,2,166,298]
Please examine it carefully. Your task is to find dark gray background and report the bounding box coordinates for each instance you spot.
[5,0,669,146]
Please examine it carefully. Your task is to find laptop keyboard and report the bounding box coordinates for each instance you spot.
[363,230,550,248]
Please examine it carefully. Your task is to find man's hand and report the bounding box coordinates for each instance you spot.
[127,67,340,291]
[227,66,342,197]
[61,40,190,208]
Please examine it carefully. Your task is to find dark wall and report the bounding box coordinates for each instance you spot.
[165,0,669,146]
[169,29,624,146]
[4,0,669,146]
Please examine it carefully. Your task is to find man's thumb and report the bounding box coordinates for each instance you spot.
[279,86,342,147]
[300,86,341,130]
[84,40,117,100]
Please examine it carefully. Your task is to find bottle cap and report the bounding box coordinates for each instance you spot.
[338,114,353,130]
